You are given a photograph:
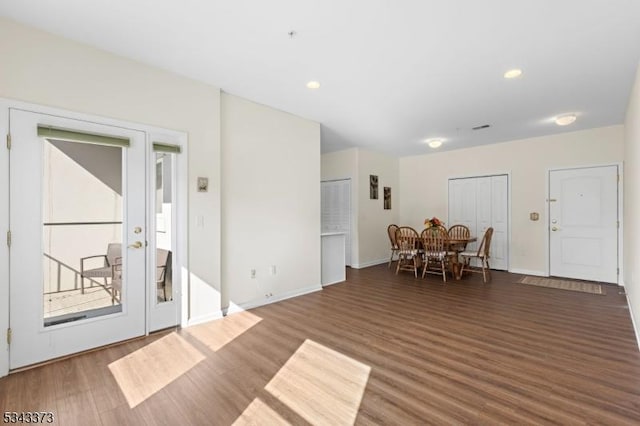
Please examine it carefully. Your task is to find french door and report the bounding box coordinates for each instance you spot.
[549,166,618,283]
[8,109,148,369]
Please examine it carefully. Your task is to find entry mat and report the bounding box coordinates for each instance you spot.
[517,276,605,295]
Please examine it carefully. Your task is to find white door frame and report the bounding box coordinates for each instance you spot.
[0,102,9,377]
[446,172,512,272]
[0,98,188,377]
[545,163,623,284]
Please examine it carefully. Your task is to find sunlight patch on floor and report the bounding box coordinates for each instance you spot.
[185,310,262,352]
[108,332,205,408]
[232,398,291,426]
[265,339,371,426]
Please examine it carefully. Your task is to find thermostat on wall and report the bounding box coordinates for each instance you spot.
[197,177,208,192]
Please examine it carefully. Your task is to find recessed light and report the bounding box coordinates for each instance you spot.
[504,69,523,79]
[306,81,320,89]
[427,139,443,149]
[555,114,577,126]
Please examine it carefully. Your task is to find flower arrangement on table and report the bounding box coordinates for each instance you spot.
[424,216,445,228]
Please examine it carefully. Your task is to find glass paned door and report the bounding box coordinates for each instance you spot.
[148,142,182,332]
[9,109,146,369]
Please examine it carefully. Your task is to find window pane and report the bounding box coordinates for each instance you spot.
[42,139,123,326]
[155,153,173,303]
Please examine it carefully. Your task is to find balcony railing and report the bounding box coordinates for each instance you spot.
[43,221,122,294]
[43,252,106,294]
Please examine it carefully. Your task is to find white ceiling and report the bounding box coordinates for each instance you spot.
[2,0,640,156]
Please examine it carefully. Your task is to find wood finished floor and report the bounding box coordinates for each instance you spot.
[2,266,640,425]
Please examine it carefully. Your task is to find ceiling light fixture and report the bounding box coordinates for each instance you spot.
[306,81,320,89]
[427,139,443,149]
[555,114,577,126]
[504,69,523,79]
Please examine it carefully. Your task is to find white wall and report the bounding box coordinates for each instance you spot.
[624,62,640,344]
[356,149,399,267]
[221,93,321,310]
[399,126,624,275]
[0,18,222,326]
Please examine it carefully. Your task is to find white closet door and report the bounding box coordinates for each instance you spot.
[490,175,509,270]
[449,175,509,271]
[340,180,352,266]
[448,179,477,248]
[476,177,492,257]
[321,180,352,266]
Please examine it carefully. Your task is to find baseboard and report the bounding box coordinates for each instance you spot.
[351,258,388,269]
[625,292,640,352]
[185,310,225,327]
[227,285,323,314]
[322,278,345,286]
[509,268,547,277]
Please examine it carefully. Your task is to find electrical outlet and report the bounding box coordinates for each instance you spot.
[270,265,276,275]
[251,269,256,279]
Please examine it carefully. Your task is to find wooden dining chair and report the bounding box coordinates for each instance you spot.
[448,225,471,250]
[446,224,470,272]
[387,224,400,268]
[460,227,494,282]
[395,227,420,277]
[421,226,449,282]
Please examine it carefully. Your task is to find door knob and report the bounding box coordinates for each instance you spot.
[551,227,558,232]
[128,241,143,249]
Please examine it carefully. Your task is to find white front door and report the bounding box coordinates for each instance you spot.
[9,109,147,369]
[549,166,618,283]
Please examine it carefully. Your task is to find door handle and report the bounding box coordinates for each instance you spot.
[128,241,143,249]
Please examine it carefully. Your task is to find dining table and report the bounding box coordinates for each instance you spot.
[446,236,477,280]
[415,234,477,280]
